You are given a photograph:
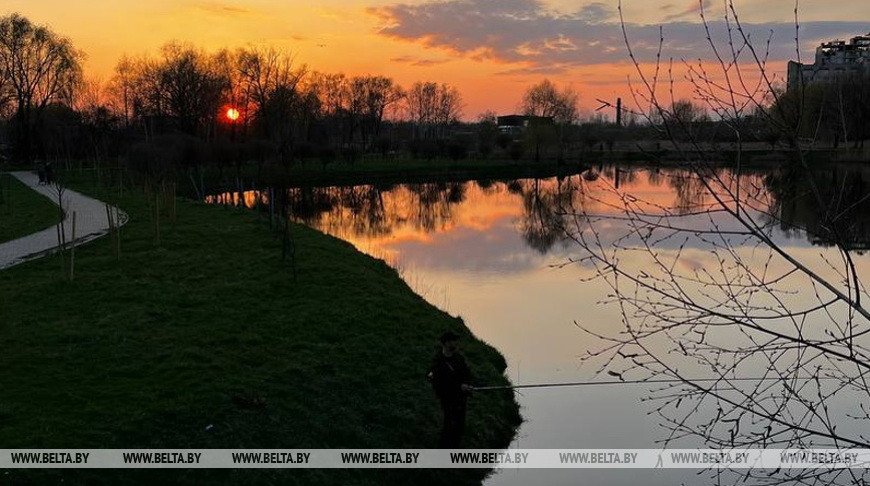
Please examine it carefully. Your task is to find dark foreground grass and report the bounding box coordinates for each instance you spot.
[0,176,521,486]
[0,173,60,244]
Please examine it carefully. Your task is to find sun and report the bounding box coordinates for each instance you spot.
[226,107,240,121]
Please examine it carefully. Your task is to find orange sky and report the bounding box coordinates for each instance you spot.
[3,0,868,118]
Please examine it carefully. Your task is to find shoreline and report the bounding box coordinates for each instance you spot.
[0,174,522,485]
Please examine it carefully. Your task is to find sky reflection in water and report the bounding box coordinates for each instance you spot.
[210,165,870,486]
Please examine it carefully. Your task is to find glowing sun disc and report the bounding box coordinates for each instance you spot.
[226,108,240,121]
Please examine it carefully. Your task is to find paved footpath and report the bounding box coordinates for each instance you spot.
[0,171,128,270]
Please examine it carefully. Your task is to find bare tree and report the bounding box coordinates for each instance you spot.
[125,55,165,127]
[520,79,578,161]
[73,76,118,162]
[0,41,11,118]
[236,46,307,160]
[435,83,463,131]
[307,71,348,149]
[108,55,135,127]
[406,81,463,139]
[562,2,870,484]
[0,13,83,162]
[406,81,439,139]
[73,76,104,114]
[669,98,708,124]
[309,72,346,118]
[521,79,579,123]
[352,75,404,147]
[158,43,230,137]
[476,111,499,158]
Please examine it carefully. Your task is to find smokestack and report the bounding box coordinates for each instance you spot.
[616,98,623,127]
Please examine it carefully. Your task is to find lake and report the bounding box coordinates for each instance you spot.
[210,162,870,485]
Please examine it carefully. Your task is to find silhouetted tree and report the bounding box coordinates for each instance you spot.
[351,75,404,148]
[158,43,229,136]
[476,111,498,158]
[406,81,463,140]
[521,79,578,161]
[237,46,307,146]
[0,13,83,162]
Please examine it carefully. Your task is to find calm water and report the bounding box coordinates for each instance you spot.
[211,164,870,485]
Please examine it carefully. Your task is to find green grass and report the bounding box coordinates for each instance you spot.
[0,172,61,244]
[0,174,521,485]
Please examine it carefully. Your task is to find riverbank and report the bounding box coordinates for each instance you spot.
[187,145,868,194]
[192,157,591,192]
[0,174,521,485]
[0,172,59,244]
[270,159,591,188]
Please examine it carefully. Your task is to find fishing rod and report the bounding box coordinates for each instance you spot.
[473,376,841,391]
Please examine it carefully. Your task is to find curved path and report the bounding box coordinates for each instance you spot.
[0,171,128,270]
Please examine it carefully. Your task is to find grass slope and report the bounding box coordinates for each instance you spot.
[0,176,521,485]
[0,173,60,244]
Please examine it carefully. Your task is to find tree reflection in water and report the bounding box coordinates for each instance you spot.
[564,163,870,486]
[766,166,870,253]
[206,164,870,257]
[206,164,870,484]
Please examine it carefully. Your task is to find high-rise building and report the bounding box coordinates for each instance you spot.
[787,34,870,90]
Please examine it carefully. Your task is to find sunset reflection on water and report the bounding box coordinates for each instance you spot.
[208,165,870,486]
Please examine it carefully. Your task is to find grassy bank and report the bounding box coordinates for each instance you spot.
[183,148,867,194]
[0,172,60,244]
[0,174,521,485]
[182,156,590,192]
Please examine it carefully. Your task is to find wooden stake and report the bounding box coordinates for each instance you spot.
[115,207,122,259]
[56,219,64,274]
[155,193,160,246]
[269,187,274,230]
[70,211,76,281]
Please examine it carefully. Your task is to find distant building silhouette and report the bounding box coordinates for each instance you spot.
[787,33,870,90]
[496,115,554,136]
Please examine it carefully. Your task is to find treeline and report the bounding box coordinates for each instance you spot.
[768,74,870,148]
[0,14,468,169]
[0,12,648,176]
[4,12,866,180]
[0,14,84,163]
[110,44,464,157]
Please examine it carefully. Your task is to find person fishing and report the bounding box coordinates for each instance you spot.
[427,331,474,448]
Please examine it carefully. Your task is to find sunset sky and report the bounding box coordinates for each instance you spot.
[4,0,869,118]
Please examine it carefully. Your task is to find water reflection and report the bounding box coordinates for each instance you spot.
[207,164,870,255]
[206,163,870,486]
[766,166,870,251]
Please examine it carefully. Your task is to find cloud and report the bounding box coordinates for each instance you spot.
[661,0,715,22]
[493,65,573,76]
[189,1,254,16]
[391,55,451,67]
[369,0,870,71]
[577,2,615,24]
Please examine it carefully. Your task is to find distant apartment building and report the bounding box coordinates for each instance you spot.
[787,33,870,89]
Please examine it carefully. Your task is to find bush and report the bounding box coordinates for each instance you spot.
[409,139,438,160]
[508,141,525,161]
[318,146,336,168]
[447,140,469,161]
[294,141,316,161]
